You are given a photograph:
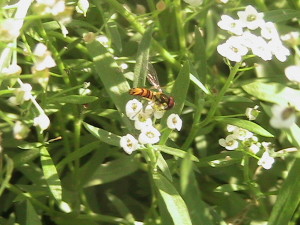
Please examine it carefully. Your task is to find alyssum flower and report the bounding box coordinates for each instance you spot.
[120,99,183,154]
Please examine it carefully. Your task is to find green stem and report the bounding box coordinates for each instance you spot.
[101,0,181,70]
[174,0,186,54]
[182,61,242,149]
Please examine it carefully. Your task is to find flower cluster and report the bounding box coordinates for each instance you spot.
[33,0,74,25]
[219,125,275,169]
[217,5,290,62]
[120,99,182,154]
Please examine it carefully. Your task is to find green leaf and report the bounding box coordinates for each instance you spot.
[40,146,62,203]
[86,41,133,128]
[214,184,247,192]
[13,148,40,168]
[285,124,300,148]
[181,150,214,225]
[154,145,199,162]
[170,61,190,114]
[269,159,300,225]
[57,141,101,170]
[107,20,122,52]
[197,151,243,167]
[153,173,192,225]
[157,152,173,181]
[26,200,42,225]
[264,9,300,23]
[0,155,14,197]
[107,193,135,223]
[48,95,98,104]
[83,122,120,146]
[242,81,300,110]
[215,117,274,137]
[193,27,208,85]
[84,157,139,187]
[133,26,153,88]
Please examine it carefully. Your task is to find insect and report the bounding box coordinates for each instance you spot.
[129,64,175,110]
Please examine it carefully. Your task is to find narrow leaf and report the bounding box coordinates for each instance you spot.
[49,95,98,104]
[0,155,14,197]
[86,41,133,128]
[154,145,199,162]
[107,193,135,223]
[215,117,274,137]
[269,159,300,225]
[40,146,62,203]
[181,150,214,225]
[157,152,173,181]
[133,26,153,88]
[83,122,120,146]
[84,157,139,187]
[153,173,192,225]
[264,9,300,22]
[107,20,122,52]
[242,81,300,111]
[170,61,190,114]
[26,200,42,225]
[214,184,247,192]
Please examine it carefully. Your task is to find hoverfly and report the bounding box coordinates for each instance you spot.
[129,64,175,110]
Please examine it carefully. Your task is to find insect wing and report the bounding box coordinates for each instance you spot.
[147,64,162,91]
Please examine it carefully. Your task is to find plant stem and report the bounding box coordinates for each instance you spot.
[101,0,181,70]
[174,0,186,54]
[182,61,242,149]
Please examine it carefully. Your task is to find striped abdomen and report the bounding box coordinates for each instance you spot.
[129,88,154,100]
[129,88,175,110]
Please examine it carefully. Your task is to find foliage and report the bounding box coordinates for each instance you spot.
[1,0,300,224]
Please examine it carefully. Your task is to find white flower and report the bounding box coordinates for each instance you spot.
[285,65,300,83]
[79,88,91,95]
[281,31,300,47]
[138,126,161,144]
[217,15,244,35]
[33,43,56,71]
[96,35,109,47]
[75,0,89,17]
[120,63,128,70]
[120,134,139,154]
[13,121,30,140]
[183,0,203,6]
[125,99,143,120]
[219,135,239,150]
[245,105,260,120]
[250,36,272,61]
[217,36,248,62]
[257,151,275,169]
[268,39,290,62]
[232,127,253,141]
[218,0,229,3]
[1,64,22,76]
[270,104,296,129]
[249,143,261,154]
[167,114,182,131]
[33,114,50,131]
[260,22,280,40]
[154,110,165,119]
[226,124,238,132]
[237,5,264,30]
[10,83,33,105]
[35,0,66,16]
[134,112,152,130]
[239,31,260,49]
[0,19,21,42]
[20,83,33,101]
